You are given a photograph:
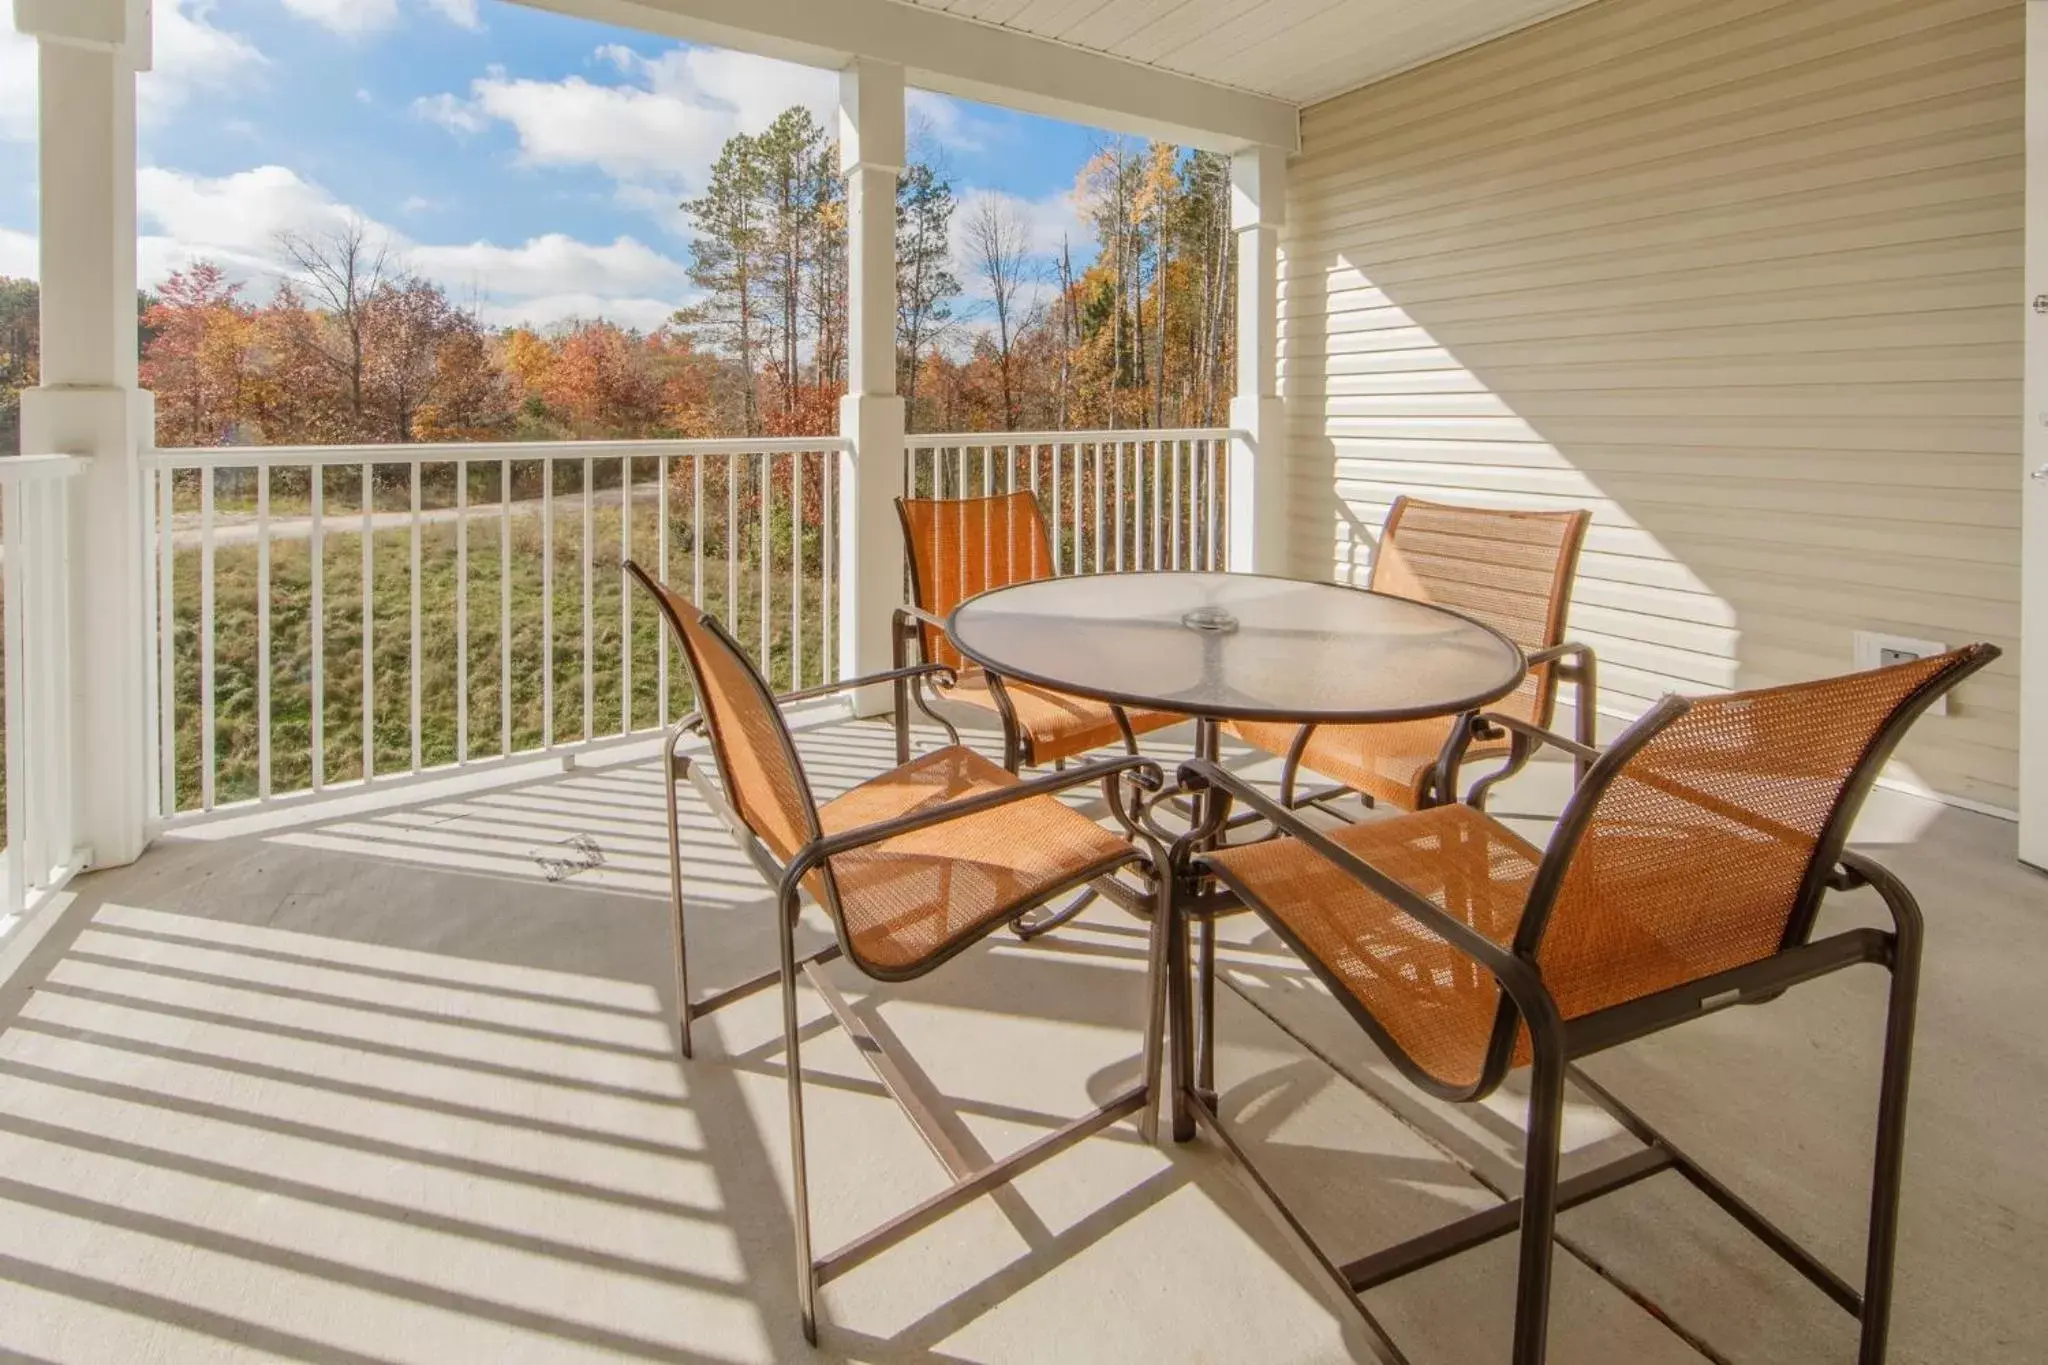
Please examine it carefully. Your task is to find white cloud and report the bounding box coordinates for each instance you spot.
[473,294,683,332]
[0,227,34,279]
[1,0,265,141]
[411,233,691,303]
[421,0,483,30]
[951,188,1083,285]
[138,164,363,283]
[908,90,995,156]
[280,0,398,34]
[280,0,481,36]
[411,91,487,136]
[131,164,694,331]
[417,44,835,224]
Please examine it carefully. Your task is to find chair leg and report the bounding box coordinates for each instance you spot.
[1859,911,1923,1364]
[665,751,693,1059]
[1170,906,1197,1144]
[1139,857,1174,1144]
[779,903,819,1344]
[1197,915,1217,1100]
[1512,1042,1568,1365]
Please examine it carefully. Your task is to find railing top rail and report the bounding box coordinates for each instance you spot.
[906,427,1242,447]
[144,435,852,469]
[0,453,88,483]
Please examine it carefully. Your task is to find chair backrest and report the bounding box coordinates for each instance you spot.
[897,491,1056,672]
[624,561,824,873]
[1369,496,1590,726]
[1521,645,1997,1027]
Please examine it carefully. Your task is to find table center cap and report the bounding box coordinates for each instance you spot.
[1180,606,1239,635]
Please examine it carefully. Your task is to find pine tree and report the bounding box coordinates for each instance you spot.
[680,134,769,435]
[896,161,960,429]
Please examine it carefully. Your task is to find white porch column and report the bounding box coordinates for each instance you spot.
[14,0,155,867]
[1228,144,1289,574]
[836,58,906,712]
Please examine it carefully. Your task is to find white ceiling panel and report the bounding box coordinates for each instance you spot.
[894,0,1594,106]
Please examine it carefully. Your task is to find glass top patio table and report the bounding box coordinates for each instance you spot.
[946,571,1527,725]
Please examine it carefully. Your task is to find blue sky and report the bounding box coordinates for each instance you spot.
[0,0,1109,330]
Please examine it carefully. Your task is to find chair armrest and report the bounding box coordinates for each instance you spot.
[776,662,956,708]
[893,603,950,635]
[1177,758,1536,990]
[782,755,1164,881]
[1526,640,1594,674]
[1475,712,1602,766]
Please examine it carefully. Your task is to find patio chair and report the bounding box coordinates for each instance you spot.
[895,489,1184,939]
[1174,644,1997,1365]
[624,559,1172,1346]
[1230,496,1596,816]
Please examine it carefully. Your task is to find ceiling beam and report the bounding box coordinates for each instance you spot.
[510,0,1300,153]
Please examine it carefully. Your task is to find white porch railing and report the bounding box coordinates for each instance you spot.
[143,438,846,819]
[903,429,1237,573]
[137,428,1235,823]
[1,453,86,924]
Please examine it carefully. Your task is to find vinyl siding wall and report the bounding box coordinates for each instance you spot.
[1279,0,2024,810]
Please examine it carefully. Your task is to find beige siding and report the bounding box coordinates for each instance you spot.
[1280,0,2024,810]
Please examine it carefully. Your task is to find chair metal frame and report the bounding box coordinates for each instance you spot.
[626,560,1174,1345]
[892,490,1159,941]
[1169,645,1996,1365]
[892,490,1153,773]
[1263,497,1599,822]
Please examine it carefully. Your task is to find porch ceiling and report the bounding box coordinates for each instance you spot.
[893,0,1597,107]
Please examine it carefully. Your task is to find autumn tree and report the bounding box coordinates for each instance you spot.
[142,263,254,447]
[280,218,391,435]
[360,277,475,443]
[964,192,1035,431]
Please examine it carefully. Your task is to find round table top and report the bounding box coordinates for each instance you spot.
[946,571,1527,724]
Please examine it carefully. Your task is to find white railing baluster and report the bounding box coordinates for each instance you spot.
[157,464,176,809]
[759,453,772,685]
[456,461,469,763]
[620,455,633,735]
[821,447,835,682]
[542,458,554,751]
[1171,440,1184,569]
[257,467,271,799]
[791,452,804,690]
[361,462,375,782]
[409,463,422,774]
[199,467,216,810]
[310,468,324,792]
[582,454,595,743]
[1071,442,1083,574]
[658,453,670,722]
[138,467,159,822]
[499,458,512,758]
[692,453,705,609]
[4,480,27,914]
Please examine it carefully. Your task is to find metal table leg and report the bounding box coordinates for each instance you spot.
[1191,718,1221,1108]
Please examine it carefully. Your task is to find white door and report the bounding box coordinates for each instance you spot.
[2024,1,2048,870]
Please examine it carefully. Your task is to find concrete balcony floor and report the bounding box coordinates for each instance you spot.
[0,714,2041,1364]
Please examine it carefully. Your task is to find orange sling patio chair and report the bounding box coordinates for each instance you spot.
[894,489,1184,938]
[1174,644,1996,1365]
[625,559,1173,1345]
[1230,496,1597,816]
